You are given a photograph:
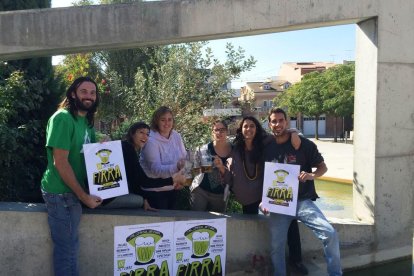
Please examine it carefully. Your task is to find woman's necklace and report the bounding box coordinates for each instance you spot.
[242,151,258,180]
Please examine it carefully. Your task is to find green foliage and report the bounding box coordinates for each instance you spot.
[0,1,63,202]
[0,0,50,10]
[72,0,96,6]
[54,53,103,86]
[0,69,62,202]
[109,119,135,140]
[98,71,127,127]
[95,47,157,88]
[293,71,326,118]
[174,188,243,213]
[93,41,255,210]
[225,194,243,214]
[115,42,256,149]
[322,63,355,118]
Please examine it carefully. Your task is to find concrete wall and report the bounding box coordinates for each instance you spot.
[0,0,413,273]
[0,202,376,275]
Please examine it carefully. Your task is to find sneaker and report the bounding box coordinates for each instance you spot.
[289,261,308,275]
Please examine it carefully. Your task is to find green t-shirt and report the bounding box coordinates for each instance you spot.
[41,109,96,194]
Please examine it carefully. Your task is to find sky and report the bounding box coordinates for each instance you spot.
[51,0,355,84]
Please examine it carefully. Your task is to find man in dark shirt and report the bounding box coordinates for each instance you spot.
[260,107,342,276]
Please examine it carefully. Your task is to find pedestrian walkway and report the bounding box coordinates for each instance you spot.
[310,138,353,182]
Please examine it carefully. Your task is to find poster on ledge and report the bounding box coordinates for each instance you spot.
[114,222,174,276]
[173,218,227,276]
[261,162,300,216]
[83,140,128,200]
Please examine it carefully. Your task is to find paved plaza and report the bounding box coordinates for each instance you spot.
[311,138,354,181]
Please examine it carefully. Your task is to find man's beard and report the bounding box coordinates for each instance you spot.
[74,96,95,112]
[273,128,287,136]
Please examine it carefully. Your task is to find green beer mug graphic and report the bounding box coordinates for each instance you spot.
[185,225,217,259]
[135,236,155,264]
[192,231,210,257]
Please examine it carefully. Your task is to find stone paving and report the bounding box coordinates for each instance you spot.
[310,138,353,181]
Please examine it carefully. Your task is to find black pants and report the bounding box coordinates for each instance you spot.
[243,200,302,263]
[144,190,176,210]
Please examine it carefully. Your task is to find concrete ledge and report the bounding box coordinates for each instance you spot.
[0,202,408,275]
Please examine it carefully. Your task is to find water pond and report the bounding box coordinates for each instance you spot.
[314,179,353,219]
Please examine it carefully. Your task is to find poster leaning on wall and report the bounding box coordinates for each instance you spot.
[114,219,227,276]
[114,222,174,276]
[173,218,227,276]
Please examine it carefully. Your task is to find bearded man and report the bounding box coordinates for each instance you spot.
[261,107,342,276]
[41,76,102,276]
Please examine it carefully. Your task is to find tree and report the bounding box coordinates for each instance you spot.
[121,42,256,148]
[54,53,102,86]
[0,0,49,10]
[274,64,355,141]
[278,71,326,139]
[95,42,255,210]
[0,0,63,202]
[322,63,355,141]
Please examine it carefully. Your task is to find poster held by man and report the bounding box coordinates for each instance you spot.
[261,162,300,216]
[84,140,129,199]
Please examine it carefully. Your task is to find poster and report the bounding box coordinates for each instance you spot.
[83,140,129,200]
[114,222,174,276]
[173,218,226,276]
[261,162,300,216]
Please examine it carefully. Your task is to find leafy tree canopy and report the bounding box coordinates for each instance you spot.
[116,42,256,149]
[273,63,355,139]
[0,0,63,202]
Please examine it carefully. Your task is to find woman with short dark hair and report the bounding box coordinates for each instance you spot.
[101,122,175,211]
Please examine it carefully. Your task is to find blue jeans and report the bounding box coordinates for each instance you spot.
[42,191,82,276]
[269,199,342,276]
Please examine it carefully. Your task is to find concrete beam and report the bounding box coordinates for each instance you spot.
[0,0,377,60]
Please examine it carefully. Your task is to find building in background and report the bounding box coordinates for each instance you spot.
[278,61,349,137]
[278,61,337,83]
[239,79,289,119]
[237,62,353,138]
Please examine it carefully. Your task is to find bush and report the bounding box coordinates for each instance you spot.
[0,66,63,202]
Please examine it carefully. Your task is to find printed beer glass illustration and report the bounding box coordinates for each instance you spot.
[184,225,217,259]
[126,229,163,266]
[135,236,155,264]
[192,231,210,257]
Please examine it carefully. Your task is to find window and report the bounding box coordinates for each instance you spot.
[263,83,271,90]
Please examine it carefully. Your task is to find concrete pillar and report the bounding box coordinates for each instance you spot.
[373,1,414,248]
[354,1,414,258]
[354,18,377,224]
